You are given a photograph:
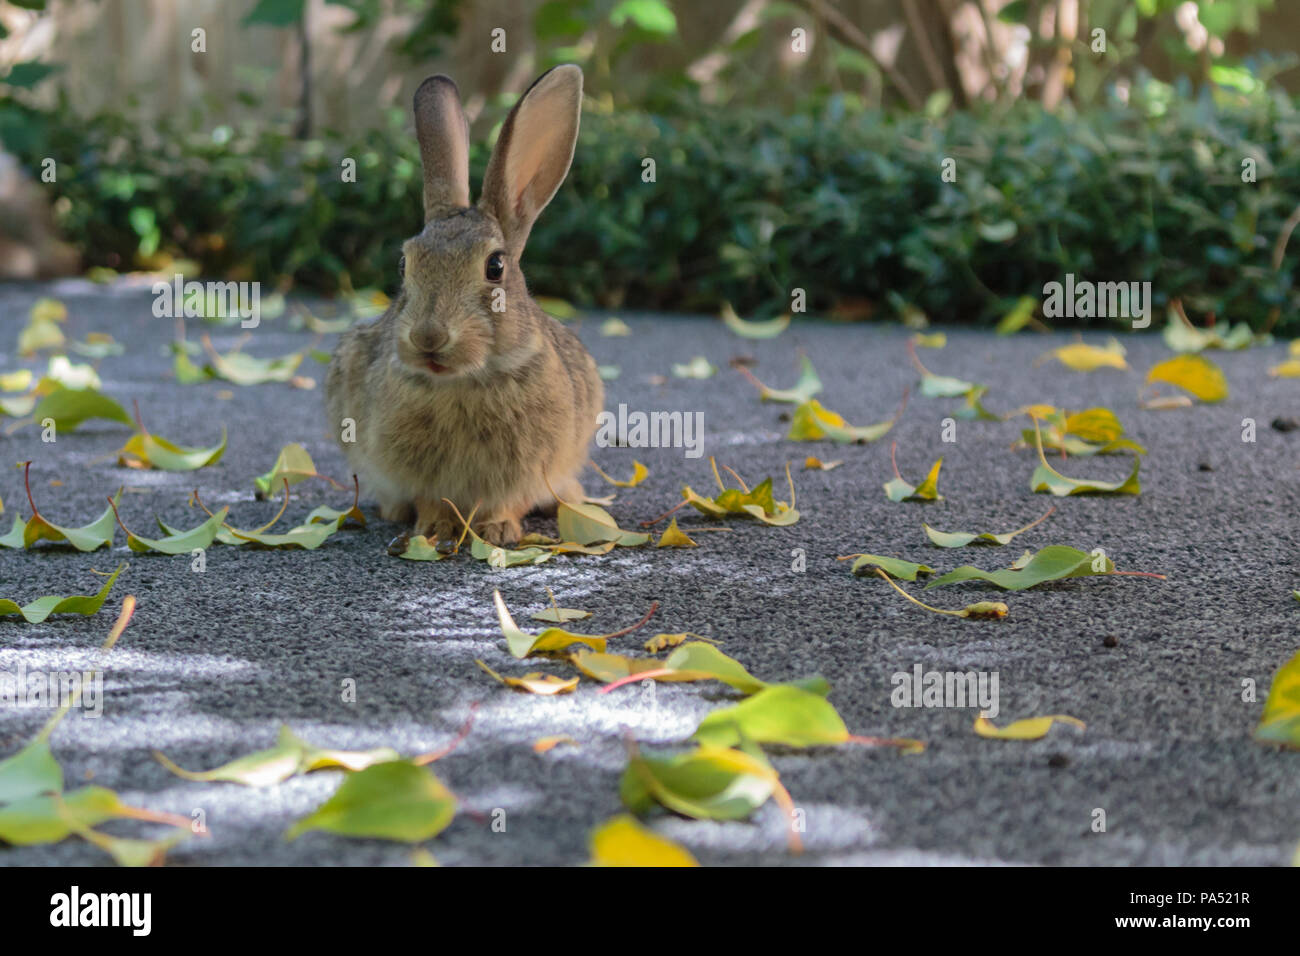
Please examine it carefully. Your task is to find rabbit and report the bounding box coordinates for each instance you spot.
[325,65,602,550]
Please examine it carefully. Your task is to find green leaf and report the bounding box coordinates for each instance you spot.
[720,302,790,339]
[155,725,399,786]
[0,738,62,804]
[0,563,125,623]
[788,399,896,444]
[556,499,650,547]
[923,508,1054,547]
[924,545,1114,592]
[884,457,943,502]
[393,534,451,561]
[122,507,230,555]
[692,685,851,748]
[741,356,822,404]
[285,760,457,843]
[2,61,61,89]
[1031,447,1140,496]
[847,554,934,580]
[1254,651,1300,748]
[9,484,124,552]
[118,427,227,471]
[31,387,131,431]
[620,745,777,821]
[253,443,321,497]
[494,590,607,658]
[0,786,123,845]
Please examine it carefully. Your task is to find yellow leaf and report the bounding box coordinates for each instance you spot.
[590,460,648,488]
[803,456,843,471]
[1145,354,1228,402]
[1040,339,1127,371]
[600,317,631,337]
[533,735,578,753]
[911,332,946,349]
[31,297,68,323]
[655,518,697,548]
[588,815,699,867]
[644,631,715,653]
[973,714,1085,740]
[1269,359,1300,378]
[475,659,579,695]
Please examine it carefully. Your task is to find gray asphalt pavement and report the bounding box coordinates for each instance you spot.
[1,278,1298,866]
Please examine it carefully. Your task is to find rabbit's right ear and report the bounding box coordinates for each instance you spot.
[413,75,471,220]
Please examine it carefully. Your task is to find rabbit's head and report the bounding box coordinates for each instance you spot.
[393,66,583,379]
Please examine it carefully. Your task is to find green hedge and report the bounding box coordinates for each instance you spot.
[2,89,1297,330]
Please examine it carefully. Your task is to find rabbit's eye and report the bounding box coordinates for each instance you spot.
[484,251,506,283]
[398,254,406,278]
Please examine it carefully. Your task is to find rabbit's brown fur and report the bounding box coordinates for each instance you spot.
[325,66,601,546]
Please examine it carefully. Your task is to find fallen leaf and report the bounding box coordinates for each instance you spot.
[495,590,652,658]
[1038,338,1127,371]
[589,814,699,866]
[675,459,800,527]
[1144,354,1228,403]
[533,736,578,753]
[1254,650,1300,748]
[475,660,580,695]
[789,398,900,444]
[620,743,778,821]
[911,332,947,348]
[736,355,822,404]
[672,356,717,379]
[202,335,304,385]
[720,302,791,339]
[692,685,922,752]
[155,725,399,786]
[285,760,457,843]
[590,460,648,488]
[883,443,943,502]
[872,568,1009,620]
[600,317,631,337]
[114,502,230,555]
[923,507,1055,547]
[117,409,226,472]
[1,465,123,551]
[30,387,132,432]
[973,714,1085,740]
[924,545,1123,591]
[531,607,592,624]
[557,499,649,547]
[253,443,335,497]
[803,456,843,471]
[0,563,124,624]
[1029,418,1140,496]
[655,518,697,548]
[844,553,934,580]
[1270,359,1300,378]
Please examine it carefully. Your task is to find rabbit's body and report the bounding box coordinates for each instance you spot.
[324,67,601,546]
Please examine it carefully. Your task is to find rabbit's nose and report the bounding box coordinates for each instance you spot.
[411,327,450,355]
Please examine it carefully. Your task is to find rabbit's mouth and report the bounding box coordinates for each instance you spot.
[425,356,451,374]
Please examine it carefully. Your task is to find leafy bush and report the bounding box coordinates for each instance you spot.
[2,86,1297,330]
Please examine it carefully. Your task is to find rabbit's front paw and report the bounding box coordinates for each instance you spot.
[475,516,523,547]
[415,499,459,546]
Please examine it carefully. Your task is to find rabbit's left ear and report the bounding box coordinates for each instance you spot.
[480,65,582,257]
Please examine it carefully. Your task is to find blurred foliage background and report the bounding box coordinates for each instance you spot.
[0,0,1297,330]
